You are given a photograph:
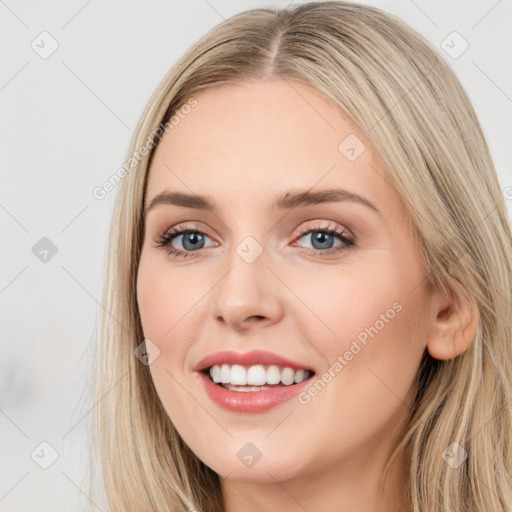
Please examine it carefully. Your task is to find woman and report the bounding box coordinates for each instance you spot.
[89,2,512,511]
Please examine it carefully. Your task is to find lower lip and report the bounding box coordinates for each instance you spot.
[197,371,314,413]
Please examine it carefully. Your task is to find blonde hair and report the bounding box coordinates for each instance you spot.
[88,1,512,510]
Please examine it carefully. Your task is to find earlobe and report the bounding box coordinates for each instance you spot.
[426,287,479,361]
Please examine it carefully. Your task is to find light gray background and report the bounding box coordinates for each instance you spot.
[0,1,510,510]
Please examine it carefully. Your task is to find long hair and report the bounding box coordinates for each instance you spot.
[88,1,512,510]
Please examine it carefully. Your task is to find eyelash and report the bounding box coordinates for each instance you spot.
[153,222,355,259]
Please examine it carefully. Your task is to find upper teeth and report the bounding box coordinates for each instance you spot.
[209,364,311,386]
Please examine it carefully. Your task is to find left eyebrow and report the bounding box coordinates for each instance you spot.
[271,189,381,216]
[144,188,381,217]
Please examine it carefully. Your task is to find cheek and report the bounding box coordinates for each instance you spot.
[136,258,197,425]
[136,256,211,379]
[293,275,427,457]
[291,263,403,352]
[295,261,427,397]
[137,256,201,340]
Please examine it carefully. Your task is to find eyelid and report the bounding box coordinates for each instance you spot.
[294,220,353,238]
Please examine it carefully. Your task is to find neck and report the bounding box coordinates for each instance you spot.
[221,439,411,512]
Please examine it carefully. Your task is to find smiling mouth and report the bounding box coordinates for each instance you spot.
[201,365,315,392]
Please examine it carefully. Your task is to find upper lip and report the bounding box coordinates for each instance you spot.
[194,350,315,373]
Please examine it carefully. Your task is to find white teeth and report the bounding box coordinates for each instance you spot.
[294,369,306,383]
[211,365,221,383]
[220,364,230,384]
[281,367,295,385]
[229,364,247,385]
[266,365,281,384]
[224,384,270,392]
[247,365,267,386]
[208,363,312,387]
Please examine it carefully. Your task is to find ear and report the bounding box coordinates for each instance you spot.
[426,286,479,360]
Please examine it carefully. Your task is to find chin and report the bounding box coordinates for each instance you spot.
[196,445,310,484]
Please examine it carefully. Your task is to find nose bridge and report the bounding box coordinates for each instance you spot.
[209,232,283,328]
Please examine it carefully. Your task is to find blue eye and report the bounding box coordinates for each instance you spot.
[293,224,354,256]
[154,223,354,259]
[154,225,214,258]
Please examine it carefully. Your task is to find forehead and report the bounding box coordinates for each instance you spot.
[146,79,389,208]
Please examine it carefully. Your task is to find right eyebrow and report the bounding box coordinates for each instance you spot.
[144,191,216,216]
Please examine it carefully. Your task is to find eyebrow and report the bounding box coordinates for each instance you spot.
[144,188,381,216]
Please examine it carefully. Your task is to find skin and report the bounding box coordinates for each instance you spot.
[136,79,477,512]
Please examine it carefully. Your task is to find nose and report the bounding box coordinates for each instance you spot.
[209,246,284,332]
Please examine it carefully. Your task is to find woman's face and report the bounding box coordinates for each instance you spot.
[136,79,436,484]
